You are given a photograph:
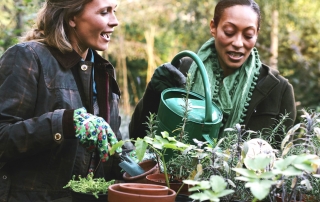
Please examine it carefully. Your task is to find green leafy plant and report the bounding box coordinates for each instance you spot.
[184,175,235,202]
[134,130,192,187]
[183,110,320,202]
[63,172,115,199]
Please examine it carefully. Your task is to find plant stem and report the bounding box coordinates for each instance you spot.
[161,153,170,188]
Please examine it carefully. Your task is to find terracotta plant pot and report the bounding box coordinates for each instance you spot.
[146,173,190,195]
[118,183,169,195]
[70,191,108,202]
[123,159,159,183]
[108,183,176,202]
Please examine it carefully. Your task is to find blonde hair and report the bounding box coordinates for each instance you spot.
[23,0,92,53]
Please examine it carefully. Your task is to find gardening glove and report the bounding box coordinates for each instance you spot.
[149,62,186,93]
[73,107,122,162]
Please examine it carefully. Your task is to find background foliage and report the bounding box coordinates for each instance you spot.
[1,0,320,120]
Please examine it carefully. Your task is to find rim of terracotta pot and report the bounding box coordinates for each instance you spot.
[108,183,176,202]
[123,159,159,181]
[146,173,190,195]
[118,183,169,195]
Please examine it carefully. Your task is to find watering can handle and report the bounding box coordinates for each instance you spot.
[171,50,213,123]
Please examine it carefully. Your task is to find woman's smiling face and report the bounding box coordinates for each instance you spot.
[68,0,118,57]
[210,5,259,77]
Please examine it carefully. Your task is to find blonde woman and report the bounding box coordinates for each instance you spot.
[0,0,125,201]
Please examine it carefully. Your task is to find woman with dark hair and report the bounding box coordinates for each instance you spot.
[129,0,296,145]
[0,0,125,201]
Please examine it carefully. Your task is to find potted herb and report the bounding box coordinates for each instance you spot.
[183,110,320,202]
[63,172,115,201]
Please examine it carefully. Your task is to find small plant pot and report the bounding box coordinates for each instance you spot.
[118,183,169,195]
[71,191,108,202]
[146,173,190,195]
[123,159,159,183]
[108,183,176,202]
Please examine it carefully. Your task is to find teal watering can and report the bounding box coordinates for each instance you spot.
[156,50,223,146]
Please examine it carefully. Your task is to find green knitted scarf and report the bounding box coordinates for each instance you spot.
[188,37,261,135]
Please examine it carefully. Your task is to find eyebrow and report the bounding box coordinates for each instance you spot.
[224,22,257,30]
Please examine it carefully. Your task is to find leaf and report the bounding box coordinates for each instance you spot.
[293,162,314,173]
[188,192,212,201]
[109,140,124,155]
[227,179,236,188]
[209,175,227,192]
[234,176,252,182]
[246,180,275,200]
[183,179,200,186]
[312,174,320,178]
[281,166,303,176]
[274,155,296,170]
[161,131,169,138]
[223,161,230,173]
[244,154,272,171]
[282,142,293,157]
[198,181,211,189]
[259,171,276,179]
[215,137,225,148]
[134,138,148,161]
[286,123,300,137]
[216,189,235,198]
[301,179,312,190]
[242,142,249,156]
[291,177,297,188]
[314,127,320,139]
[232,168,259,179]
[281,134,291,150]
[143,136,154,144]
[224,128,236,132]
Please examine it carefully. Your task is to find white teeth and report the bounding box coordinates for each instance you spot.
[230,53,242,58]
[102,33,110,39]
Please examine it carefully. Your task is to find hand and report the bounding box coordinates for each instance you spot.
[149,62,186,92]
[73,107,122,162]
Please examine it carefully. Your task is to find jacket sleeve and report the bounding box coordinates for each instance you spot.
[279,80,296,130]
[128,83,161,140]
[0,44,65,162]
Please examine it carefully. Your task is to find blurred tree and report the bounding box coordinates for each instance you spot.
[1,0,320,116]
[0,0,42,55]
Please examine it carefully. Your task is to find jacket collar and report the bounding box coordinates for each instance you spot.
[47,46,111,69]
[255,64,280,95]
[47,46,82,69]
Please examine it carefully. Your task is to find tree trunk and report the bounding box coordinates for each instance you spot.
[145,26,157,83]
[117,36,131,115]
[270,9,279,70]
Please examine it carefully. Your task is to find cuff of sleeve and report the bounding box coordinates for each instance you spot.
[63,109,76,139]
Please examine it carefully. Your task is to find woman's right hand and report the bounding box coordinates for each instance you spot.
[73,108,122,162]
[149,63,186,93]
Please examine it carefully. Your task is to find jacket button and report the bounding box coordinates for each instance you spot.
[54,133,62,141]
[81,64,88,71]
[3,175,7,180]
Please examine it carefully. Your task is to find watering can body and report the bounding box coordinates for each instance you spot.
[155,50,223,146]
[157,88,222,143]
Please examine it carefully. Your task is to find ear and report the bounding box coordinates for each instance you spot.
[210,20,216,38]
[69,16,76,28]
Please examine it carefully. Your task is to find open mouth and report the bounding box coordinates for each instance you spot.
[101,33,111,40]
[227,52,244,59]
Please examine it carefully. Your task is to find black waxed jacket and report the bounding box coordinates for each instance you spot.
[0,41,122,202]
[129,57,296,143]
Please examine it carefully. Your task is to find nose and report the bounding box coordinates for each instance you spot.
[232,34,243,48]
[109,12,119,27]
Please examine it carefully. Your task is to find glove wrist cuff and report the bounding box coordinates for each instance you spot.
[63,109,76,139]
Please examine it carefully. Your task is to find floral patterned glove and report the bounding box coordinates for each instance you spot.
[73,107,122,162]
